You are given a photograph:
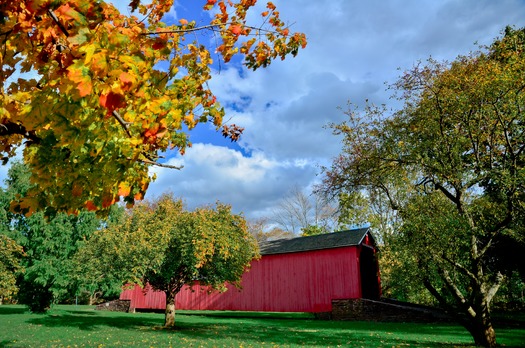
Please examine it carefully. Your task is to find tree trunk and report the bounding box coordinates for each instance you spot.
[164,291,176,327]
[463,307,497,348]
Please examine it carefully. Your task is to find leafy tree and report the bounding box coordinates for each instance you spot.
[0,162,101,311]
[75,195,258,327]
[71,203,169,304]
[70,205,127,304]
[322,27,525,347]
[142,196,259,327]
[0,234,25,304]
[0,0,306,215]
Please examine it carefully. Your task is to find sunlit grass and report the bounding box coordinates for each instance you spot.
[0,305,523,347]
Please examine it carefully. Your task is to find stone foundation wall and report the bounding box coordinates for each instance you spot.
[331,298,449,322]
[95,299,131,312]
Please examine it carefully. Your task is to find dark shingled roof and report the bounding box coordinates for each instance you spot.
[259,227,371,255]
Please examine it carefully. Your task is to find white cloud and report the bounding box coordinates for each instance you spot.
[3,0,525,222]
[148,0,525,220]
[147,144,317,219]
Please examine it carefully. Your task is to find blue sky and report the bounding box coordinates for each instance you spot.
[139,0,525,220]
[3,0,525,221]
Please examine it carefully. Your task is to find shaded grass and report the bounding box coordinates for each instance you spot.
[0,305,523,347]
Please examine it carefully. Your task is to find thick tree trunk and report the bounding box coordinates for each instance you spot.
[164,291,176,327]
[423,277,498,348]
[464,316,496,347]
[462,303,497,348]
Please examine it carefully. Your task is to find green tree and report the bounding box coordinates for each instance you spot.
[142,196,259,327]
[70,205,127,304]
[71,202,170,305]
[0,162,101,311]
[75,195,259,327]
[322,27,525,347]
[0,0,306,215]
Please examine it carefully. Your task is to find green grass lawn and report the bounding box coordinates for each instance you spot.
[0,305,523,347]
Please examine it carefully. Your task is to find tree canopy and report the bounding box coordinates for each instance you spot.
[0,162,101,311]
[75,194,258,327]
[322,27,525,348]
[0,0,306,215]
[143,196,258,327]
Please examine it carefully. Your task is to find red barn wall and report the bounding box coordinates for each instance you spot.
[120,245,362,313]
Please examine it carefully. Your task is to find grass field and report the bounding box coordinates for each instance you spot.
[0,305,524,347]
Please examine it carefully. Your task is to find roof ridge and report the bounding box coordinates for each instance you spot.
[259,227,371,255]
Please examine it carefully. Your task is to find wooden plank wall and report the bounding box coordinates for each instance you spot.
[120,246,362,312]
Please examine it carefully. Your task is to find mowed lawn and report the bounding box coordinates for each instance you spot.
[0,305,524,347]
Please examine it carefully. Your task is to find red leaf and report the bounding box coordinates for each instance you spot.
[230,25,242,36]
[99,92,125,116]
[85,200,97,211]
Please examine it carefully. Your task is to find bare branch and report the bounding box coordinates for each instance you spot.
[139,158,183,170]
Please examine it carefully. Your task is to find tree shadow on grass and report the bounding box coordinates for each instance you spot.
[0,306,27,315]
[18,310,524,347]
[0,339,14,348]
[62,309,98,316]
[159,319,479,348]
[26,312,163,332]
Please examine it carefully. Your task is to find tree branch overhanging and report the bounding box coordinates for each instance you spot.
[0,121,41,145]
[141,23,278,36]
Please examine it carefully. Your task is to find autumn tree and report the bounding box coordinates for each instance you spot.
[322,27,525,348]
[0,234,24,304]
[75,195,258,327]
[0,0,306,215]
[143,197,259,327]
[71,202,173,305]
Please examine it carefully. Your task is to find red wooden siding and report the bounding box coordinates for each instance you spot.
[120,245,363,313]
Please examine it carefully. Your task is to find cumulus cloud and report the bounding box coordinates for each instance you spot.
[147,144,317,219]
[2,0,525,222]
[148,0,525,219]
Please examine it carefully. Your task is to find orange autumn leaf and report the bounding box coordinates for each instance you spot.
[0,0,305,215]
[99,91,125,115]
[67,63,92,97]
[230,25,242,36]
[119,71,135,91]
[118,182,132,197]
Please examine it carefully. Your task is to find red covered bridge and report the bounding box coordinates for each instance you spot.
[120,227,380,313]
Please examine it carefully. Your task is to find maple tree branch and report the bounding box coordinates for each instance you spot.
[139,158,182,170]
[112,111,132,138]
[0,121,40,145]
[47,10,70,37]
[112,111,182,170]
[141,23,276,36]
